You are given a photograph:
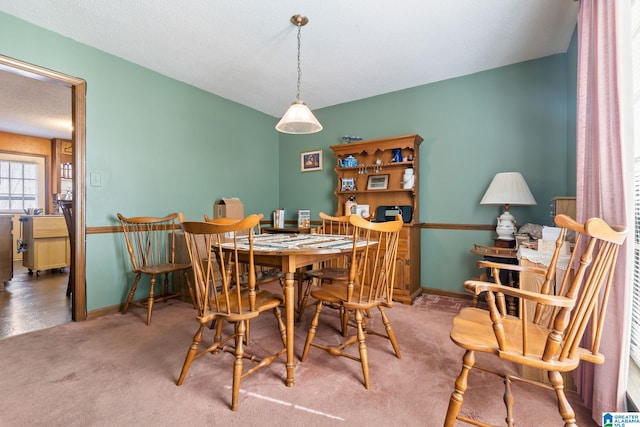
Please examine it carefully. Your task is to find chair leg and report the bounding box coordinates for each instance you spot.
[503,373,515,427]
[273,306,287,348]
[355,309,370,389]
[214,319,224,349]
[301,300,324,362]
[548,370,577,427]
[160,273,168,298]
[182,269,197,309]
[146,274,156,326]
[231,320,247,411]
[378,306,401,358]
[340,306,349,337]
[177,324,206,386]
[444,350,476,427]
[296,278,314,322]
[121,273,142,314]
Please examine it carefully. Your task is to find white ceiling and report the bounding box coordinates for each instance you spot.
[0,0,579,139]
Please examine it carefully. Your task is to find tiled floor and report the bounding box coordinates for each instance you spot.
[0,261,71,339]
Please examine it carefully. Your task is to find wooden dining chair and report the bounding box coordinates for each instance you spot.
[117,212,196,325]
[297,212,353,322]
[444,214,627,427]
[177,214,287,411]
[301,214,404,389]
[58,200,74,297]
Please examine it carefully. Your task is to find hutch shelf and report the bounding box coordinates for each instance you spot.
[330,134,423,304]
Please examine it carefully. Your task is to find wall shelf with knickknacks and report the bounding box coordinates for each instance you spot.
[330,134,423,304]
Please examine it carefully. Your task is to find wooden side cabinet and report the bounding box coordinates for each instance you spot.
[21,215,70,275]
[330,134,423,304]
[394,225,421,304]
[0,215,13,287]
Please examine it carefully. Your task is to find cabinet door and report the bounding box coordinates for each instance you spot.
[392,226,421,304]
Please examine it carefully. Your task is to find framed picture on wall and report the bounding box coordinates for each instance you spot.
[367,174,389,190]
[301,149,323,172]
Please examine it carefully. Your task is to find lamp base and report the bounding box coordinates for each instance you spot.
[495,210,516,241]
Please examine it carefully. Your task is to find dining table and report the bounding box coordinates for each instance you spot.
[219,232,370,387]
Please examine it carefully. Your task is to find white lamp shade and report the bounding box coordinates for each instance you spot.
[480,172,537,206]
[275,101,323,134]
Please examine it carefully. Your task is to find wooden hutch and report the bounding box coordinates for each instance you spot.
[330,134,422,304]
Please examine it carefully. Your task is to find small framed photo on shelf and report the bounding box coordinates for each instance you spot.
[341,177,355,191]
[301,149,323,172]
[367,174,389,190]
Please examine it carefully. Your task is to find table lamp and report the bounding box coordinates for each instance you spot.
[480,172,536,241]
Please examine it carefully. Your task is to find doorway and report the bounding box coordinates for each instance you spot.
[0,54,86,321]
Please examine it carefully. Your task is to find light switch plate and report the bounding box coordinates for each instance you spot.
[90,172,102,187]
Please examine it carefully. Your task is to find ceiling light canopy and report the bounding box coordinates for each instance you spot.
[276,15,323,135]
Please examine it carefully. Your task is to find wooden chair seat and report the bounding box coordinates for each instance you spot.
[444,214,627,427]
[450,307,582,371]
[138,262,192,275]
[305,267,349,282]
[199,290,284,321]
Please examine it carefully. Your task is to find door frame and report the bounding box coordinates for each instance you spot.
[0,54,87,321]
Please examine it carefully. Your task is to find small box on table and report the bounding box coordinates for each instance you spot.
[214,198,244,219]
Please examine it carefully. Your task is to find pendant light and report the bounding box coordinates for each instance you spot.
[276,15,323,134]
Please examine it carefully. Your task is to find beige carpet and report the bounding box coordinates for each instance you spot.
[0,289,596,426]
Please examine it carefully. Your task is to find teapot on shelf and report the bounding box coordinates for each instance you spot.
[339,155,358,168]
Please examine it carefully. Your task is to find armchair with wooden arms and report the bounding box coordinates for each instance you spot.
[444,214,627,427]
[301,214,404,389]
[176,214,287,411]
[117,212,196,325]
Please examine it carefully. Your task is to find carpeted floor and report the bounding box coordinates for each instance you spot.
[0,290,597,426]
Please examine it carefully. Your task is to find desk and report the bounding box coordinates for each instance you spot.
[221,233,369,387]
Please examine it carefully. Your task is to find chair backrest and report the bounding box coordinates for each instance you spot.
[318,212,353,269]
[180,214,260,318]
[346,214,403,305]
[544,214,626,364]
[320,212,352,235]
[59,201,73,239]
[204,213,263,235]
[117,213,181,271]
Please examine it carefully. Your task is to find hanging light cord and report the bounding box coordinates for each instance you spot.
[296,22,302,101]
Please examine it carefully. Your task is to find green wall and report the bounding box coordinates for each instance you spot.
[0,12,280,310]
[279,51,576,293]
[0,10,577,307]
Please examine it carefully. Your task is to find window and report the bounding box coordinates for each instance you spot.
[0,159,41,212]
